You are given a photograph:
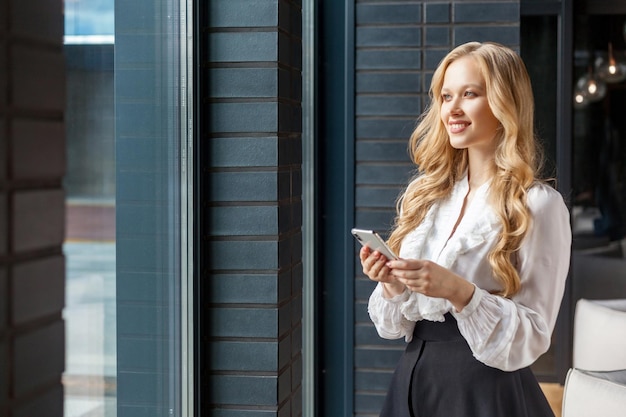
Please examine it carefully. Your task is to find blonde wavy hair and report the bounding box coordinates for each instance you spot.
[387,41,542,298]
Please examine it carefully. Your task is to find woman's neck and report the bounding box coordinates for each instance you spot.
[467,158,495,189]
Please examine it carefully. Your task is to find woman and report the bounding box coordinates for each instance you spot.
[360,42,571,416]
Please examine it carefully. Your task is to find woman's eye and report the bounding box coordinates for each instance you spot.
[442,94,452,101]
[464,91,476,97]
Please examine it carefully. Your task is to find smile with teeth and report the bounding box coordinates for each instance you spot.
[449,122,469,133]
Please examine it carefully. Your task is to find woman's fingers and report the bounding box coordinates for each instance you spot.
[361,249,392,282]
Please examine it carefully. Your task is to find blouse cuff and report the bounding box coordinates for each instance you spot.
[452,289,515,368]
[368,283,412,340]
[451,283,482,318]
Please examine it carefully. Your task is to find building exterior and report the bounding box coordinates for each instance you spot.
[3,0,626,416]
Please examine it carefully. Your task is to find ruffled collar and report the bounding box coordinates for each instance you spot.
[398,174,500,322]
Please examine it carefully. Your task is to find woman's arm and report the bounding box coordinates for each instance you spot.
[452,185,571,371]
[368,282,415,340]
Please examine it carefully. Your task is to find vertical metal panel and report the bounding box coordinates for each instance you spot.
[319,0,355,414]
[556,0,574,384]
[181,0,195,415]
[302,0,318,415]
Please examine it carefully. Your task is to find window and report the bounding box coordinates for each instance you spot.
[63,0,194,415]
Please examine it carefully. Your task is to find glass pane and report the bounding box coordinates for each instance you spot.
[572,13,626,247]
[570,13,626,302]
[63,0,190,416]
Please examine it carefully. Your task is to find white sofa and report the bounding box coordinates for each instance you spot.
[562,368,626,417]
[562,298,626,416]
[572,298,626,371]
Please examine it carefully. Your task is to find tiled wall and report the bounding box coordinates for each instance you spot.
[0,0,66,416]
[201,0,303,415]
[353,1,520,415]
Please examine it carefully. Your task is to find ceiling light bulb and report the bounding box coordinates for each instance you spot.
[587,81,597,94]
[576,67,607,103]
[596,42,626,83]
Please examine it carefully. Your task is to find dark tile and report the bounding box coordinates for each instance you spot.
[11,47,64,112]
[354,209,397,232]
[454,2,519,23]
[11,120,65,180]
[356,95,421,117]
[454,25,519,46]
[208,32,278,63]
[356,3,422,24]
[209,206,278,236]
[12,256,65,325]
[356,27,421,48]
[14,321,64,396]
[206,307,278,338]
[356,72,421,94]
[207,172,278,202]
[210,102,278,133]
[356,118,418,140]
[424,48,449,70]
[209,375,277,405]
[208,341,278,371]
[205,273,280,304]
[355,186,404,208]
[207,240,278,270]
[12,384,63,417]
[207,137,278,168]
[356,140,410,162]
[209,68,278,98]
[355,369,394,391]
[354,346,403,369]
[425,3,450,23]
[12,189,65,253]
[356,49,421,70]
[209,0,278,28]
[425,26,450,47]
[11,0,63,45]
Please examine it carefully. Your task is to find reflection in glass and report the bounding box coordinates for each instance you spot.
[62,0,190,416]
[595,43,626,84]
[63,36,117,417]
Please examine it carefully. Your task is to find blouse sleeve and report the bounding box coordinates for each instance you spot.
[452,184,572,371]
[368,282,416,341]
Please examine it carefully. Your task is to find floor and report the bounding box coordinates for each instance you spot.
[540,383,564,417]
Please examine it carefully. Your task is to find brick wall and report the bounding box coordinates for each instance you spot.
[0,0,66,416]
[201,0,303,415]
[352,1,520,415]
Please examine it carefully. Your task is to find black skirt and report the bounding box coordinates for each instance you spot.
[379,314,555,417]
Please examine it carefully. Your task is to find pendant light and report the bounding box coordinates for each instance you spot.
[596,42,626,83]
[575,65,607,105]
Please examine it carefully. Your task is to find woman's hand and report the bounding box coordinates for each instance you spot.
[359,246,406,297]
[386,258,475,312]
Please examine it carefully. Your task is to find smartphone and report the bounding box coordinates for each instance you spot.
[351,228,399,260]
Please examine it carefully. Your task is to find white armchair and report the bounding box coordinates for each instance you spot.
[572,298,626,370]
[562,368,626,417]
[562,298,626,416]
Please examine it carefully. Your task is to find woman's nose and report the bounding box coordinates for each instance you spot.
[450,104,463,116]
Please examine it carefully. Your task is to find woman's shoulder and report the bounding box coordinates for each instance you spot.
[527,181,569,215]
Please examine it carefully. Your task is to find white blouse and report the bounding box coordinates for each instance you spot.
[368,175,572,372]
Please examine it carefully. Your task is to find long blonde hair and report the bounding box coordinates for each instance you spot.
[387,42,541,297]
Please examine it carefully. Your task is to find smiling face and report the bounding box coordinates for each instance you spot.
[440,56,501,155]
